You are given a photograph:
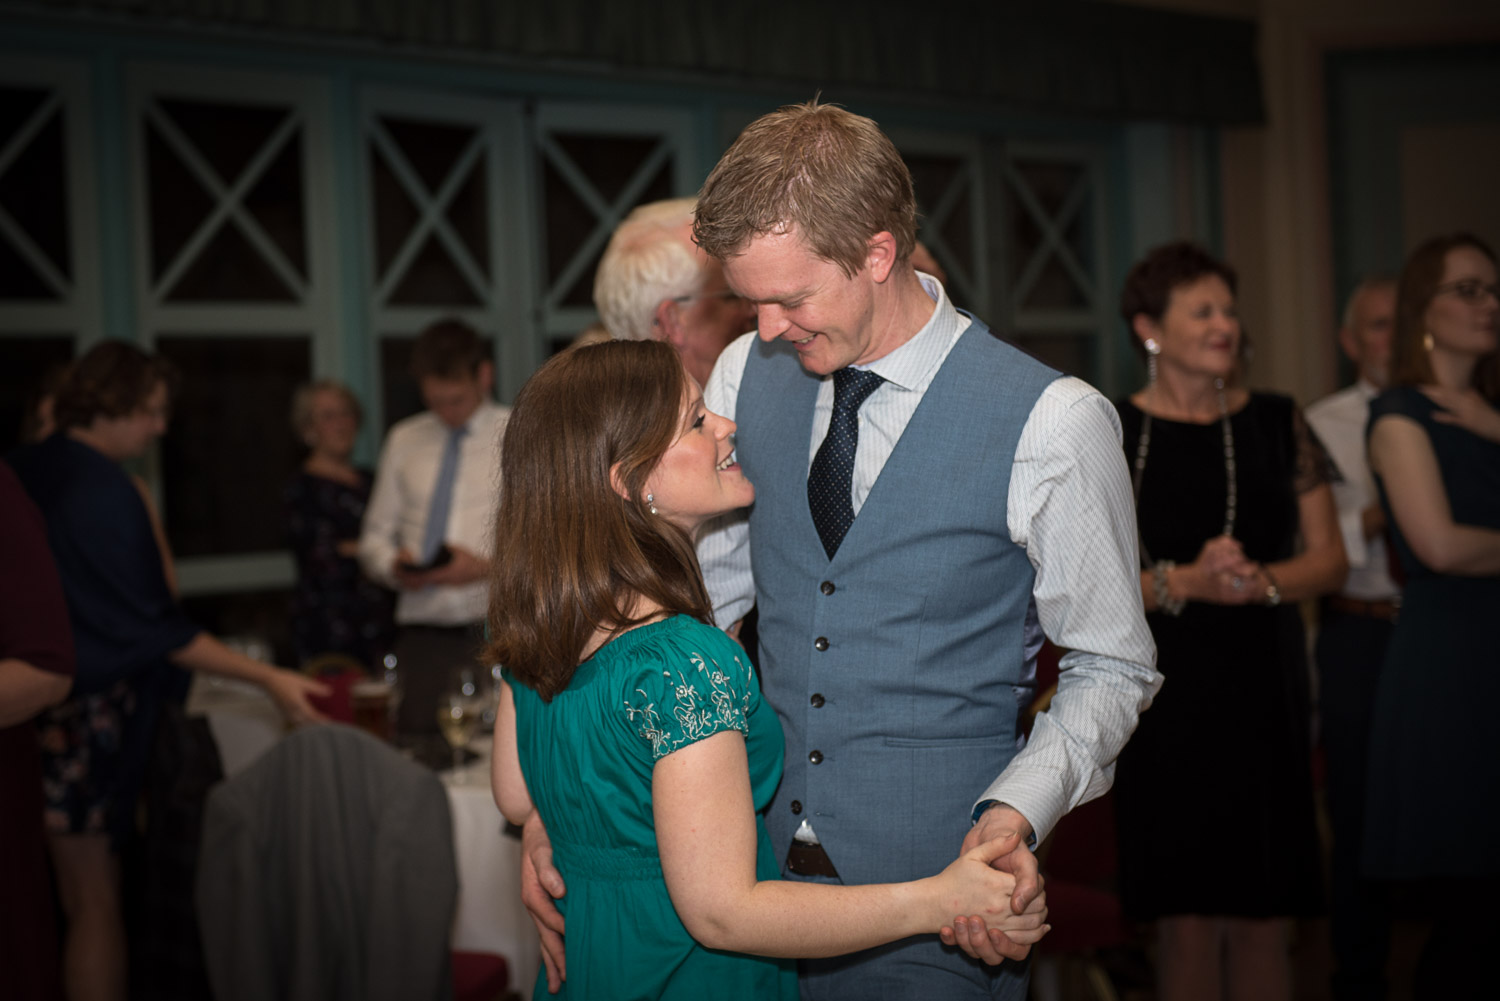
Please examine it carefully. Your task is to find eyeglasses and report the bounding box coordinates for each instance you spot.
[670,290,745,307]
[1435,279,1500,304]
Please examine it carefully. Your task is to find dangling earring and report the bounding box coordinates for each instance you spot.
[1423,331,1435,352]
[1144,338,1160,387]
[645,492,657,515]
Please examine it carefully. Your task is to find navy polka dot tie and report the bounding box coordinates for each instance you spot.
[808,367,885,559]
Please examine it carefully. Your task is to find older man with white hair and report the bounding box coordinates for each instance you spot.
[593,197,756,385]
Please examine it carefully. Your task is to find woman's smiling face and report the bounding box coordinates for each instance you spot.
[643,380,755,535]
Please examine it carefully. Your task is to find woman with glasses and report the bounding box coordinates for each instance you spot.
[1363,232,1500,995]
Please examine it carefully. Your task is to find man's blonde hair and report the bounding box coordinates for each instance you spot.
[693,101,916,278]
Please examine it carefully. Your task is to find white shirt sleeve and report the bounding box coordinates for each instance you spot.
[358,428,405,590]
[975,379,1162,843]
[697,333,758,629]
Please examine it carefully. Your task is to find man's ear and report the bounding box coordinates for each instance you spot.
[654,299,685,348]
[1337,325,1361,366]
[865,231,899,284]
[475,359,495,395]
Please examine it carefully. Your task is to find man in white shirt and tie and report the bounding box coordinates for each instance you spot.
[1304,275,1400,1001]
[359,319,509,735]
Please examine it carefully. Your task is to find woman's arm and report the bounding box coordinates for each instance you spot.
[0,659,72,728]
[1249,483,1348,603]
[654,730,1046,958]
[1369,415,1500,575]
[168,633,329,724]
[492,679,534,826]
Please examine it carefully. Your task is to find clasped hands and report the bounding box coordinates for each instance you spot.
[1186,534,1269,605]
[942,803,1050,964]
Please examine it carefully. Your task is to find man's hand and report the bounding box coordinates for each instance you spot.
[520,812,568,993]
[942,803,1044,963]
[391,546,489,590]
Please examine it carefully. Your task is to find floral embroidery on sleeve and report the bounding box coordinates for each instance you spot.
[624,650,754,760]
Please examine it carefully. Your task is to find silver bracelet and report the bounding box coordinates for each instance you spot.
[1151,560,1186,617]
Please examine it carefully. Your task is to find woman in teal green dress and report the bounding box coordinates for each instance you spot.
[486,341,1047,1000]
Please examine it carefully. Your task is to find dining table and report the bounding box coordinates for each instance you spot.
[186,673,541,1000]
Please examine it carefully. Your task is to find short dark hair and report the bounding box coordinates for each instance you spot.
[410,319,487,381]
[1393,232,1498,396]
[484,340,712,701]
[51,341,177,432]
[1119,241,1238,360]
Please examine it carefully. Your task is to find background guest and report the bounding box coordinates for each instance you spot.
[1364,232,1500,999]
[1111,242,1346,1001]
[593,197,756,385]
[1305,275,1401,1000]
[285,379,394,670]
[0,461,75,1001]
[358,320,507,736]
[7,340,327,1001]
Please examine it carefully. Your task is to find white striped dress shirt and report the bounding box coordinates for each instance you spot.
[697,274,1160,844]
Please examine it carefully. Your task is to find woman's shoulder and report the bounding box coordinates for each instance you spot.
[606,616,749,683]
[1369,384,1434,423]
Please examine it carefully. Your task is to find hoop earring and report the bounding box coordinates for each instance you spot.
[645,492,657,516]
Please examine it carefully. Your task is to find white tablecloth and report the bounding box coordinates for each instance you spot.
[187,676,539,1000]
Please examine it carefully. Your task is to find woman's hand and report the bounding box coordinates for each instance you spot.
[1178,535,1260,605]
[264,667,331,725]
[929,838,1049,949]
[1424,386,1500,443]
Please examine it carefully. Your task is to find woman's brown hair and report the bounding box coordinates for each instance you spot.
[484,339,713,700]
[1392,232,1498,396]
[51,340,178,432]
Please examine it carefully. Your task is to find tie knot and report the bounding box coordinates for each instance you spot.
[832,367,885,414]
[448,425,469,442]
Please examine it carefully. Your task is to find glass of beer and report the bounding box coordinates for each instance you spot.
[352,679,393,742]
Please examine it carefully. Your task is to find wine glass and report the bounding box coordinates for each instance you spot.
[437,668,486,781]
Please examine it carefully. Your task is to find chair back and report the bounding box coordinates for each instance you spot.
[196,724,457,1001]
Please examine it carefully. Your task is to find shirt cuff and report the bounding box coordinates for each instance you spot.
[970,800,1039,850]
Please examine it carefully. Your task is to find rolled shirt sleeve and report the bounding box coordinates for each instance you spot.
[975,379,1161,844]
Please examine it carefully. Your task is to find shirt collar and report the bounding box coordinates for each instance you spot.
[855,273,958,393]
[1355,378,1382,401]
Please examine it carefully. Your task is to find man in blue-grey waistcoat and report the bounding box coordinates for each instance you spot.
[520,101,1160,1000]
[694,101,1159,999]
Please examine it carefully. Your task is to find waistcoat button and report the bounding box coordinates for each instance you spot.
[814,637,829,651]
[820,581,835,595]
[810,693,825,708]
[809,750,823,764]
[790,800,803,814]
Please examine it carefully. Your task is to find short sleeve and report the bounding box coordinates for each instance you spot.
[622,644,756,762]
[1292,405,1339,495]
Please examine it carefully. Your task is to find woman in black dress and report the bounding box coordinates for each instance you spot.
[1364,233,1500,997]
[1111,243,1347,1001]
[285,380,394,669]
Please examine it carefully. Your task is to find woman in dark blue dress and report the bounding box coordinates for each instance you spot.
[285,380,394,669]
[8,341,327,1001]
[1365,233,1500,998]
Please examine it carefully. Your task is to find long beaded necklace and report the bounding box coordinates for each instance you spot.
[1130,376,1238,573]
